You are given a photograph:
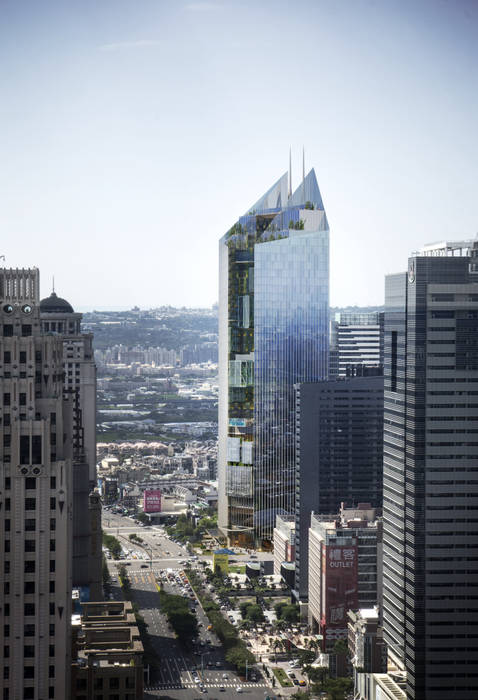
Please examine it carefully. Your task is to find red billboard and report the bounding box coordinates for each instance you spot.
[143,489,162,513]
[321,541,358,645]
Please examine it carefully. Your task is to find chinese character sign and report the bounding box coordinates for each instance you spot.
[325,543,358,627]
[143,489,162,513]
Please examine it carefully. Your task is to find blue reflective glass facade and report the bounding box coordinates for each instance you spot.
[218,169,329,546]
[254,230,329,540]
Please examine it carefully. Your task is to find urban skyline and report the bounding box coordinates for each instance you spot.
[2,1,478,698]
[1,0,477,309]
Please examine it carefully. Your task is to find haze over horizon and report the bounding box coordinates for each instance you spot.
[1,0,477,309]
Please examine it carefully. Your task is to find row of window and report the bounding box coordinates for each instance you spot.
[4,644,55,657]
[4,539,56,553]
[3,602,57,617]
[4,560,57,573]
[4,497,56,510]
[4,518,55,531]
[4,580,55,593]
[4,623,56,636]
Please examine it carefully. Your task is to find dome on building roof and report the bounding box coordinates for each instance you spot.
[39,291,74,314]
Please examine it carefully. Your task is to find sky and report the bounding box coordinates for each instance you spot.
[1,0,477,310]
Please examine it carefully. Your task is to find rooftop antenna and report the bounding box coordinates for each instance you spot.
[52,276,55,294]
[288,147,292,199]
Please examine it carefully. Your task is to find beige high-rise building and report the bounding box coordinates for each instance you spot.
[40,290,102,600]
[0,268,73,699]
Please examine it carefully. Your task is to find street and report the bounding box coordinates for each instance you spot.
[104,509,274,700]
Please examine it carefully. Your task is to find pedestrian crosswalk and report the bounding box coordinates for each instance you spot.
[146,682,269,690]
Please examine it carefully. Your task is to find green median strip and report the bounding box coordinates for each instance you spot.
[272,667,293,687]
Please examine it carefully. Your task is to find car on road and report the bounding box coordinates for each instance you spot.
[293,679,300,686]
[235,687,243,693]
[299,680,306,686]
[222,674,228,679]
[219,687,225,692]
[288,672,296,679]
[141,564,148,568]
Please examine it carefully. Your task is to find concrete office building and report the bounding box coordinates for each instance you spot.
[273,514,295,577]
[40,290,102,600]
[329,311,384,378]
[0,269,73,699]
[348,607,386,686]
[308,508,380,651]
[71,600,144,699]
[218,167,329,546]
[383,239,478,699]
[294,376,384,603]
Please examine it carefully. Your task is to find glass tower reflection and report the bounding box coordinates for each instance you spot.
[218,169,329,546]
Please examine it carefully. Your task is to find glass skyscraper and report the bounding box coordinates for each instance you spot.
[218,169,329,546]
[383,239,478,699]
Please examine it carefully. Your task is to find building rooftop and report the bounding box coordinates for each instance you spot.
[40,290,74,313]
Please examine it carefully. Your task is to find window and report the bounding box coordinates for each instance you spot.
[25,498,36,511]
[3,626,9,638]
[49,645,54,657]
[23,689,34,699]
[50,497,56,510]
[20,435,29,464]
[49,540,55,552]
[4,477,10,489]
[3,582,9,594]
[25,478,36,490]
[23,666,34,678]
[24,561,35,573]
[50,518,56,531]
[109,678,120,689]
[3,393,10,406]
[20,351,27,364]
[48,665,54,678]
[4,414,10,427]
[32,436,41,464]
[93,678,103,689]
[3,351,10,364]
[4,498,10,511]
[4,561,9,574]
[3,668,8,680]
[76,679,87,690]
[49,561,55,573]
[24,646,34,658]
[49,603,55,615]
[49,624,55,636]
[3,646,9,658]
[25,519,35,531]
[19,393,26,406]
[24,603,35,616]
[4,605,9,616]
[24,582,35,594]
[24,539,36,552]
[3,325,13,337]
[48,687,55,699]
[49,581,55,593]
[4,519,10,532]
[50,476,56,489]
[21,325,32,337]
[24,624,35,637]
[4,540,10,553]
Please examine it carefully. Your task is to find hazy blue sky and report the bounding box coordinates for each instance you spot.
[1,0,477,309]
